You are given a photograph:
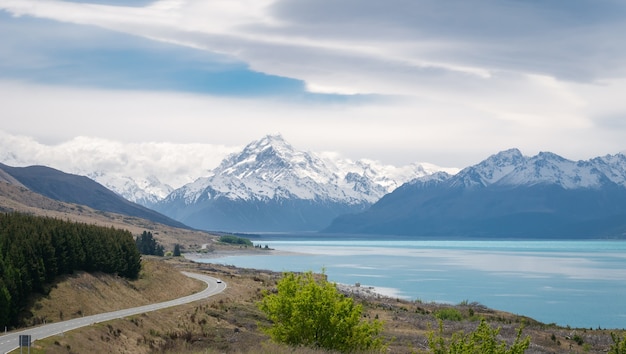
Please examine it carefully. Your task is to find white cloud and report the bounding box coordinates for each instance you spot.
[0,130,238,188]
[1,78,622,171]
[0,0,625,170]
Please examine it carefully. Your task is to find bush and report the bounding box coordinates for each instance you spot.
[428,318,530,354]
[258,271,385,353]
[434,308,464,321]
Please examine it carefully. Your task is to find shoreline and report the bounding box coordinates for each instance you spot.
[183,241,626,330]
[185,247,400,300]
[184,246,301,259]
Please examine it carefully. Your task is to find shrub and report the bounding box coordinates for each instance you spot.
[428,318,530,354]
[434,308,464,321]
[258,271,385,353]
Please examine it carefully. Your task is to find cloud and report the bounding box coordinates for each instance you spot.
[3,0,626,88]
[1,78,622,170]
[0,130,239,187]
[267,0,626,81]
[0,0,624,170]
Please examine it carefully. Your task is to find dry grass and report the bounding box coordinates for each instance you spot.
[22,258,206,326]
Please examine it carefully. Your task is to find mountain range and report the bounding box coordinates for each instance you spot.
[2,134,625,238]
[151,134,455,232]
[324,149,626,238]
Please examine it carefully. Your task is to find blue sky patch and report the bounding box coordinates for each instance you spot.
[0,12,365,102]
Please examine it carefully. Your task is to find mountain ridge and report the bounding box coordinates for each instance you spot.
[153,134,456,232]
[0,163,190,230]
[324,150,626,238]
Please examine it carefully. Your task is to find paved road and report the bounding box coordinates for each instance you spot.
[0,272,226,353]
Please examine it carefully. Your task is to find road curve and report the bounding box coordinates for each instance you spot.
[0,272,226,354]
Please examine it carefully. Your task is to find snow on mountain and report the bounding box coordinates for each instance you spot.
[86,171,174,205]
[164,134,457,206]
[155,134,463,232]
[323,154,460,193]
[438,149,626,190]
[589,153,626,187]
[0,131,458,207]
[451,148,525,188]
[325,149,626,238]
[496,152,605,189]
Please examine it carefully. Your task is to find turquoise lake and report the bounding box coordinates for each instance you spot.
[191,237,626,329]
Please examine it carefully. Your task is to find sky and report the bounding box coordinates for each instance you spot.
[1,0,626,186]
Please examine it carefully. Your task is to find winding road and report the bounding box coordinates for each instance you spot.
[0,272,226,353]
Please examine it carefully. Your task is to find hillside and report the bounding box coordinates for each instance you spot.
[21,259,205,327]
[0,163,189,230]
[0,181,214,250]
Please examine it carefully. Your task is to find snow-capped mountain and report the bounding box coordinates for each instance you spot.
[450,148,526,188]
[163,134,451,205]
[86,171,174,206]
[167,134,383,205]
[153,134,456,232]
[326,149,626,238]
[450,149,626,189]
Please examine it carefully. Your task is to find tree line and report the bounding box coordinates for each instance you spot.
[0,213,141,328]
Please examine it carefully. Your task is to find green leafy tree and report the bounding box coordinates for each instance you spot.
[428,318,530,354]
[258,271,384,353]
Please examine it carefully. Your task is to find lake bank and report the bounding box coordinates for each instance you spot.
[187,238,626,329]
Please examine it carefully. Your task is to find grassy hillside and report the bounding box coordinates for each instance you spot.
[0,181,215,250]
[0,164,188,229]
[21,258,205,327]
[11,257,625,354]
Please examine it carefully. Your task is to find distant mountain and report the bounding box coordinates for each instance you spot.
[324,149,626,238]
[153,134,455,232]
[86,171,173,206]
[0,163,189,229]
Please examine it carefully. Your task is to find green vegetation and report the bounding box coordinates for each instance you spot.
[434,307,464,321]
[135,230,165,256]
[218,234,253,246]
[572,333,584,346]
[258,271,385,353]
[0,213,141,327]
[611,332,626,354]
[428,318,530,354]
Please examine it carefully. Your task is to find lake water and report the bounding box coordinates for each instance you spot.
[191,237,626,329]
